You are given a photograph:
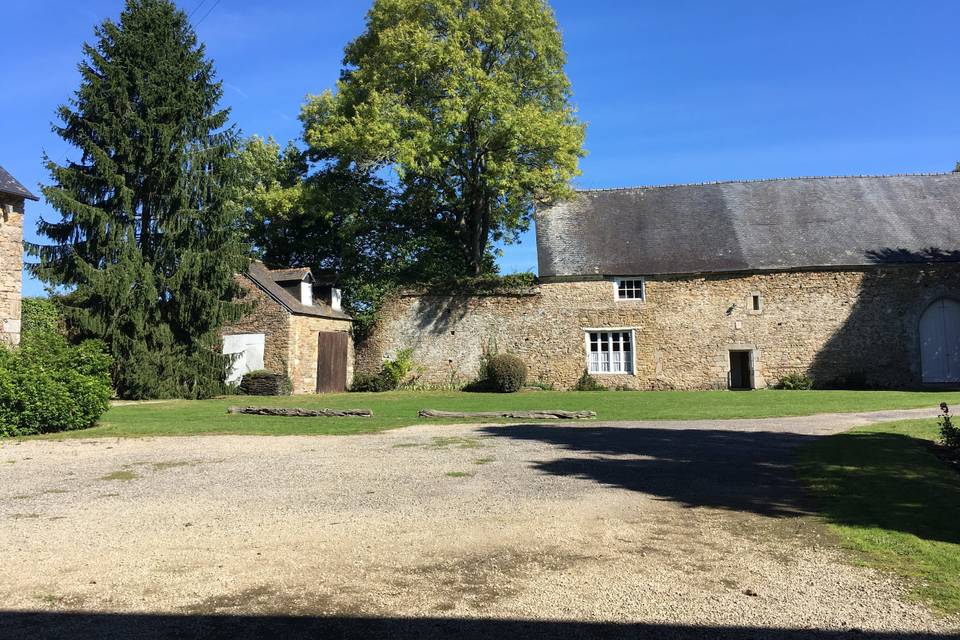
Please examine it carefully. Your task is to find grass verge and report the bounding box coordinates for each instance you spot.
[16,389,959,440]
[799,419,960,614]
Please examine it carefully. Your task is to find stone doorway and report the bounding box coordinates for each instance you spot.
[729,350,754,390]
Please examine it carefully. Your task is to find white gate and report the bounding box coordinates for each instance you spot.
[920,299,960,383]
[223,333,266,385]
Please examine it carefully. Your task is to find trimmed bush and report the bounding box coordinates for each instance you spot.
[239,370,291,396]
[0,333,112,437]
[777,372,814,390]
[573,370,605,391]
[486,353,527,393]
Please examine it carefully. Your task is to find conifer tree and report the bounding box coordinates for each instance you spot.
[30,0,248,399]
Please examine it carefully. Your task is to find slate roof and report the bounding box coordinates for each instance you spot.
[536,173,960,278]
[0,165,39,201]
[245,262,351,320]
[268,267,313,282]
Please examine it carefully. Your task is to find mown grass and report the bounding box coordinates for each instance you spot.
[21,388,958,440]
[800,419,960,614]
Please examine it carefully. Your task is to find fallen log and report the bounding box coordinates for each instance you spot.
[418,409,595,420]
[228,406,372,417]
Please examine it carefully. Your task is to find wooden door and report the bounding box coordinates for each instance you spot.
[920,298,960,383]
[317,331,348,393]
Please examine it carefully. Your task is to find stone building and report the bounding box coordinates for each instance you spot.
[0,166,38,347]
[222,262,353,394]
[359,174,960,390]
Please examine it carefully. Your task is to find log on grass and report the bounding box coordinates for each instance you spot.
[418,409,596,420]
[228,406,372,417]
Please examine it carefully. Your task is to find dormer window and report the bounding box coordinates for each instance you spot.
[614,277,645,301]
[300,280,313,306]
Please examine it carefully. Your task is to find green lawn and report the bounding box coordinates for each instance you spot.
[800,419,960,614]
[25,388,960,439]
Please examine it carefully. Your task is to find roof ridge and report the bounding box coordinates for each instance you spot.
[575,172,959,193]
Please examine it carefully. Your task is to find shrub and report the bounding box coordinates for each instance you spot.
[21,297,63,337]
[351,349,418,392]
[239,370,291,396]
[350,371,390,392]
[0,334,111,437]
[486,353,527,393]
[777,372,813,390]
[939,402,960,451]
[382,348,416,389]
[573,370,605,391]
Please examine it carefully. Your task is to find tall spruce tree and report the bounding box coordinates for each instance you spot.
[30,0,249,399]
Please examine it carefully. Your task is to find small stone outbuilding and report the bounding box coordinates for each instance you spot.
[359,173,960,390]
[0,165,38,347]
[222,262,353,394]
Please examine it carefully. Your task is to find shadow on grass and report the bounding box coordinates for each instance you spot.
[481,425,960,544]
[800,431,960,545]
[1,611,952,640]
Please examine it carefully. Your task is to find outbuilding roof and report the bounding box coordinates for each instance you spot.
[0,165,39,201]
[536,173,960,278]
[245,262,351,320]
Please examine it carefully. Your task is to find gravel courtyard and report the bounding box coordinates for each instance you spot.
[2,408,957,639]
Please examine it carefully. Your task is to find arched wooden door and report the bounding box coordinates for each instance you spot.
[920,298,960,383]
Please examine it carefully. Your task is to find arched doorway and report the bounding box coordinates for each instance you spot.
[919,298,960,383]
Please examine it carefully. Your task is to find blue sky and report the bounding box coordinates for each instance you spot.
[5,0,960,296]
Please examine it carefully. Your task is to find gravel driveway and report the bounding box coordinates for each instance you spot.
[2,408,957,639]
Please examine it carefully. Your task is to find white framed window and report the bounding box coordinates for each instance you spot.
[614,277,645,301]
[585,330,635,375]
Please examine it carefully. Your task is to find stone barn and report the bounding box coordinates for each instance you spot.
[222,262,353,394]
[359,173,960,390]
[0,165,38,347]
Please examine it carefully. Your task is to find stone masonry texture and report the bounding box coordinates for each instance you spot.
[222,276,353,394]
[357,265,960,390]
[0,193,24,347]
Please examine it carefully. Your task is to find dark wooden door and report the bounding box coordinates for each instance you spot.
[317,332,348,393]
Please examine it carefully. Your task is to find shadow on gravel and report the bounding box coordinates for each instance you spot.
[1,611,951,640]
[481,425,821,517]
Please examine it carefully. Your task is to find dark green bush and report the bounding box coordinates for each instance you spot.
[486,353,527,393]
[0,333,112,437]
[239,370,291,396]
[350,371,390,392]
[574,370,605,391]
[777,372,814,390]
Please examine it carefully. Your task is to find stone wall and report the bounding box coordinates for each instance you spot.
[221,276,291,376]
[0,194,24,347]
[357,265,960,390]
[288,315,354,394]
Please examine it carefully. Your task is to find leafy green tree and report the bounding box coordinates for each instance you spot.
[237,136,453,335]
[29,0,248,399]
[302,0,586,275]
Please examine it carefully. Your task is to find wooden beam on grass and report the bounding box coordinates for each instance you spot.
[418,409,596,420]
[228,406,372,417]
